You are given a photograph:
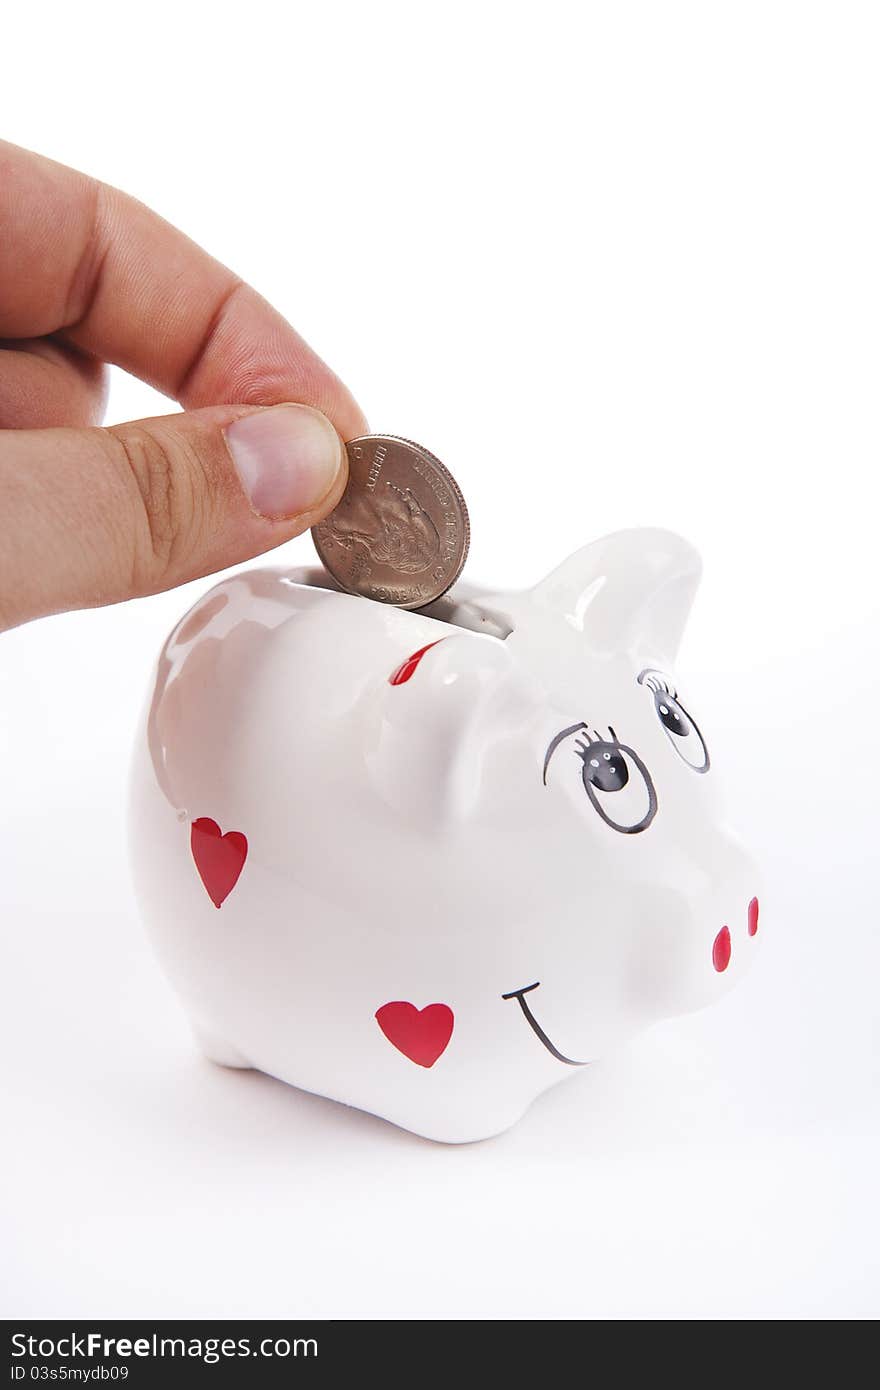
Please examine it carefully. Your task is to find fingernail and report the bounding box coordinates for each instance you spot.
[224,404,344,520]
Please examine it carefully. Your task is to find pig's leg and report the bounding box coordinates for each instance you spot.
[192,1024,251,1069]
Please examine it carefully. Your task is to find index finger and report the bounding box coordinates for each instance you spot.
[0,141,366,438]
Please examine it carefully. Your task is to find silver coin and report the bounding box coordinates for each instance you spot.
[312,435,470,609]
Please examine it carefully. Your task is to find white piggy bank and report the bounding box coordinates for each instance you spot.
[130,529,760,1142]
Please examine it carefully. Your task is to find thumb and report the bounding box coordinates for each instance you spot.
[0,403,348,631]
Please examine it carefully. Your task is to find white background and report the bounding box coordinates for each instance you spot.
[2,1,878,1319]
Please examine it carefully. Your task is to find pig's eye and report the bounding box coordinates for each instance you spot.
[580,740,629,793]
[543,723,658,834]
[638,669,710,774]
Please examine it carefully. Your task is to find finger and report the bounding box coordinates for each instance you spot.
[0,141,367,437]
[0,340,108,428]
[0,402,348,631]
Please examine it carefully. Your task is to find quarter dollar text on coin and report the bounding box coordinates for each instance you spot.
[312,435,470,609]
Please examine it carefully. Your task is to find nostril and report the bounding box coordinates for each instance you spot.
[713,925,732,972]
[748,896,760,937]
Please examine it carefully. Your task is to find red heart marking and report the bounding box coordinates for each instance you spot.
[375,1001,454,1068]
[190,817,248,909]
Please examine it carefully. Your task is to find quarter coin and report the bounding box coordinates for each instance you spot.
[312,434,470,609]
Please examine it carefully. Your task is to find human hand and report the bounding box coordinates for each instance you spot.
[0,141,366,632]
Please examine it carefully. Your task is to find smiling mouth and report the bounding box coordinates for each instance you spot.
[501,982,589,1067]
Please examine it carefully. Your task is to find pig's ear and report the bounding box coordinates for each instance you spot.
[366,632,516,825]
[510,528,702,663]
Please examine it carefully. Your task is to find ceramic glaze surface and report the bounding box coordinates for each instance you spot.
[129,529,760,1142]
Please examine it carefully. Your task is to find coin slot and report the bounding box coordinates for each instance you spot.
[415,593,514,639]
[286,567,514,638]
[282,567,346,594]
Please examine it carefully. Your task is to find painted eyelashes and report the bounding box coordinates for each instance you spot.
[543,722,658,834]
[637,669,710,774]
